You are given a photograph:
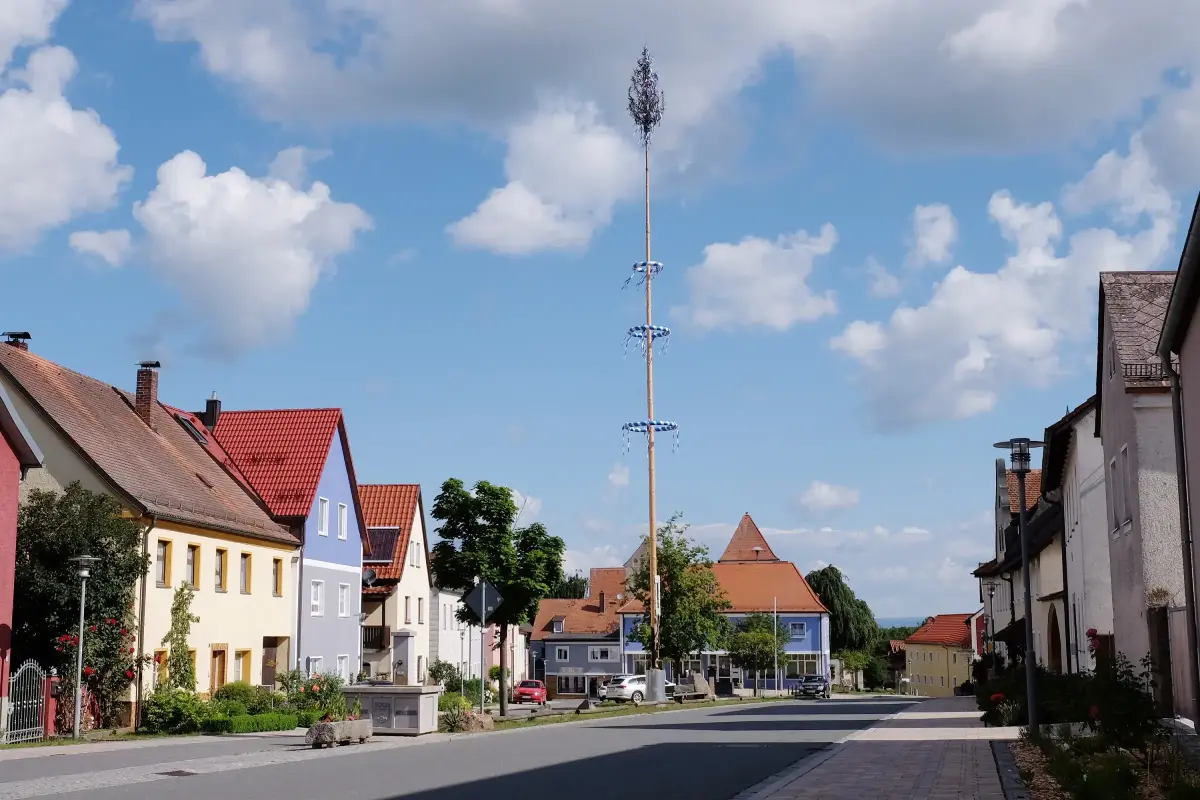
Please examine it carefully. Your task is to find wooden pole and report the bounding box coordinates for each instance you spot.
[644,143,659,671]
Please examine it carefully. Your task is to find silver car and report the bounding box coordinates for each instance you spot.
[604,675,675,703]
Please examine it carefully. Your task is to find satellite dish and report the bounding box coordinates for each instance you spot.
[363,568,377,586]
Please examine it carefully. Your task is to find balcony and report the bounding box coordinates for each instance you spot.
[363,625,390,652]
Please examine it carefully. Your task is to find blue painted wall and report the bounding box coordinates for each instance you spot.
[541,639,622,674]
[621,613,827,654]
[302,429,362,566]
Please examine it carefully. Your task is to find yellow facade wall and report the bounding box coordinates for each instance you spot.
[135,520,298,697]
[905,643,973,697]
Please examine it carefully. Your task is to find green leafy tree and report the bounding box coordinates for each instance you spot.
[627,515,732,677]
[805,565,878,652]
[727,613,788,696]
[13,484,149,670]
[550,570,589,599]
[430,478,565,717]
[161,584,199,691]
[428,658,461,687]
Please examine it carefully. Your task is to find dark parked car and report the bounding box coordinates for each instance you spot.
[796,674,830,698]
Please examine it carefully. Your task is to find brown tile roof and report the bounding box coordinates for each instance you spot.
[1005,470,1041,513]
[1100,272,1177,386]
[0,345,294,544]
[531,567,627,640]
[906,613,973,648]
[359,484,421,581]
[719,513,780,562]
[888,639,906,654]
[620,562,827,614]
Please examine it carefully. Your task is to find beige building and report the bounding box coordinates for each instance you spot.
[0,339,299,718]
[905,614,977,697]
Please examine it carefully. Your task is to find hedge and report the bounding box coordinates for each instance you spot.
[296,710,321,728]
[203,713,299,734]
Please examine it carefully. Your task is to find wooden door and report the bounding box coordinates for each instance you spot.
[262,637,278,687]
[211,649,227,693]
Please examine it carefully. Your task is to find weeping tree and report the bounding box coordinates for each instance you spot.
[805,565,879,653]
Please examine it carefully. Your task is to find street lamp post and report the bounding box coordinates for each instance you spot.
[70,555,99,739]
[995,437,1044,735]
[985,583,997,678]
[460,629,465,696]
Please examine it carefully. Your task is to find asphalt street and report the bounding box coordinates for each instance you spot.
[0,697,917,800]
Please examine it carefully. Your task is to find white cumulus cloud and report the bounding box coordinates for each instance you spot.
[607,463,630,489]
[69,229,132,266]
[679,224,838,330]
[132,149,372,353]
[908,203,958,267]
[798,481,861,512]
[866,256,901,297]
[511,489,543,522]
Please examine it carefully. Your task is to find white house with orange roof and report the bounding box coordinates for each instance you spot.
[620,514,830,694]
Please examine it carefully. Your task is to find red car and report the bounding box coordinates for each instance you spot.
[513,679,548,705]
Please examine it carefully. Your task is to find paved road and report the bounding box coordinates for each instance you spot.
[1,698,917,800]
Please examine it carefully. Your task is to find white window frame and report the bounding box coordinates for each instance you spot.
[789,622,807,639]
[318,497,329,536]
[1108,458,1121,534]
[338,583,350,617]
[405,596,412,624]
[337,503,348,540]
[410,539,421,568]
[1107,340,1117,378]
[1120,445,1133,525]
[555,646,569,662]
[311,580,325,617]
[418,597,425,624]
[307,656,322,676]
[552,619,564,634]
[588,646,613,662]
[337,654,350,681]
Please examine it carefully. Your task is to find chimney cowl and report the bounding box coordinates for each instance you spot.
[2,331,30,351]
[203,391,222,432]
[135,361,160,431]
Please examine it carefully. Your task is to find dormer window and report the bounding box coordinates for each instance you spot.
[552,617,564,634]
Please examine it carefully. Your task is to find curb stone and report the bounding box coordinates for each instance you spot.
[991,740,1031,800]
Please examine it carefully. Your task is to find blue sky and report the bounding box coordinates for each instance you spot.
[2,1,1197,616]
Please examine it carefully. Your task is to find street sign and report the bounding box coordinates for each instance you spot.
[463,579,502,625]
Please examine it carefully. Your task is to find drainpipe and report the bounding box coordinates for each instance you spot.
[1059,525,1073,674]
[133,515,156,731]
[1165,353,1200,721]
[295,537,305,672]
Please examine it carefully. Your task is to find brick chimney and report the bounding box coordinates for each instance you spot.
[2,332,30,351]
[598,591,605,612]
[202,392,222,432]
[135,361,161,430]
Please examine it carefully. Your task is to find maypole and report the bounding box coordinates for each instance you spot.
[622,47,674,703]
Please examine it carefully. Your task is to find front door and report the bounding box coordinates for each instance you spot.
[262,637,278,687]
[211,649,227,692]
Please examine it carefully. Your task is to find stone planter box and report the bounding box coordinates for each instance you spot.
[305,718,373,748]
[342,685,439,736]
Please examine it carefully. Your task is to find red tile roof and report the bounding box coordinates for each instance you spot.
[906,613,974,648]
[1006,470,1041,513]
[719,513,780,562]
[889,639,906,654]
[0,345,294,544]
[531,568,627,641]
[213,409,342,518]
[359,484,422,581]
[620,562,827,614]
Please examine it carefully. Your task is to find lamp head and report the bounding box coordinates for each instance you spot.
[993,438,1044,474]
[71,554,99,579]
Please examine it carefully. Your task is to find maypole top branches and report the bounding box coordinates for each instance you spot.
[628,47,665,148]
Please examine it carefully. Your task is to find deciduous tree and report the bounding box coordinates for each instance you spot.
[727,612,788,696]
[805,565,879,653]
[430,478,565,717]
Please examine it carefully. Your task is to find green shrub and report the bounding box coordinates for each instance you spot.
[429,659,461,687]
[441,705,468,733]
[142,687,208,734]
[203,713,298,734]
[209,698,248,718]
[439,692,471,712]
[249,686,281,715]
[295,709,321,728]
[212,681,257,706]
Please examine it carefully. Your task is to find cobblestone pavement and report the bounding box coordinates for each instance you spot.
[754,697,1020,800]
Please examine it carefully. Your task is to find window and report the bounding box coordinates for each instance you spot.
[337,502,348,540]
[153,649,168,686]
[306,656,322,676]
[311,580,325,616]
[215,549,227,591]
[318,497,329,536]
[443,605,448,630]
[185,544,200,588]
[418,598,425,624]
[1108,458,1123,532]
[789,622,807,639]
[588,646,614,662]
[338,583,350,617]
[555,646,569,661]
[940,676,945,687]
[272,559,283,597]
[953,676,959,688]
[235,650,251,682]
[405,596,412,624]
[1120,446,1133,524]
[417,656,425,683]
[410,540,421,568]
[552,618,564,634]
[240,553,252,593]
[785,654,820,677]
[1107,340,1117,378]
[337,654,350,681]
[155,540,171,587]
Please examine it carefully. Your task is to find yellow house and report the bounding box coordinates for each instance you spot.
[905,613,977,697]
[0,341,300,717]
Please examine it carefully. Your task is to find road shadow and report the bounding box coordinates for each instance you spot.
[711,701,916,717]
[592,718,874,732]
[385,741,822,800]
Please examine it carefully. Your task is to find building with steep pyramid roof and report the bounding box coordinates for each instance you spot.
[616,514,830,696]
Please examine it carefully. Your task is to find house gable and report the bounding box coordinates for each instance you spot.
[303,427,364,566]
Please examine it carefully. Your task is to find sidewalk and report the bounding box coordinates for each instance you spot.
[758,696,1020,800]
